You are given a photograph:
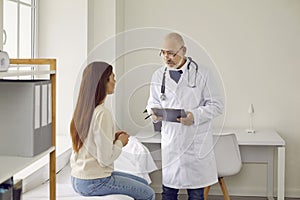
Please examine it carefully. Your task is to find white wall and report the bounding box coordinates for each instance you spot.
[96,0,300,197]
[87,0,126,130]
[88,0,116,53]
[0,0,3,49]
[36,0,300,197]
[119,0,300,197]
[38,0,88,135]
[38,0,122,135]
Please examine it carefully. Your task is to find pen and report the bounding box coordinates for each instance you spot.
[144,114,152,120]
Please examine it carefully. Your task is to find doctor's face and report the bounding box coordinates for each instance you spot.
[160,41,185,68]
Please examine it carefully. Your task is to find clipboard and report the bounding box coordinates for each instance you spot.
[151,108,187,123]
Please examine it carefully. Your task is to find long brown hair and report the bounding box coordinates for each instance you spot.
[70,62,113,152]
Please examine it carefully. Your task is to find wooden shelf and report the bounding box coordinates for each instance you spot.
[0,147,55,184]
[0,59,57,200]
[0,70,56,78]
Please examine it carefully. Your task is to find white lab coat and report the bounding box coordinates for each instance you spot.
[147,58,224,189]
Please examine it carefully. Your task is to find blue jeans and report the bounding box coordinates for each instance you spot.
[71,171,155,200]
[162,185,204,200]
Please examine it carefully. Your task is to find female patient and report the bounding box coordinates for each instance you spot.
[70,62,155,200]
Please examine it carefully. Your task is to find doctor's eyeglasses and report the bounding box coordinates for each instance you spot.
[159,46,184,58]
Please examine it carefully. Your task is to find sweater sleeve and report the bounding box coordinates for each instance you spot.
[93,109,123,167]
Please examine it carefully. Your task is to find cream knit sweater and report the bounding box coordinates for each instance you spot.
[70,104,123,179]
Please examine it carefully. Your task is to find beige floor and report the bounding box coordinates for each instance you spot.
[154,194,300,200]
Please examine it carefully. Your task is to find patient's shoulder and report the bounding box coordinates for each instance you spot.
[94,104,112,120]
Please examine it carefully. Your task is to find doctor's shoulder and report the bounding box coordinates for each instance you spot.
[151,66,165,81]
[197,64,211,81]
[153,66,165,75]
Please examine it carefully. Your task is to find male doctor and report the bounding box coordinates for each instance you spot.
[147,33,224,200]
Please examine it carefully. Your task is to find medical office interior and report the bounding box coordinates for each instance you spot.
[0,0,299,200]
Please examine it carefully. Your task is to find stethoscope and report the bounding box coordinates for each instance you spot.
[160,57,198,101]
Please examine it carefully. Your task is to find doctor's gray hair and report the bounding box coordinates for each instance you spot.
[164,32,185,47]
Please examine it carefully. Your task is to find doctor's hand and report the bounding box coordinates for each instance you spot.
[150,110,163,122]
[177,111,194,126]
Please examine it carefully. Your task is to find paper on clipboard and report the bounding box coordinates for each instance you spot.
[151,108,187,123]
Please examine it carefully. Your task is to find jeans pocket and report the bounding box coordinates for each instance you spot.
[71,177,101,196]
[71,177,78,193]
[88,177,110,195]
[72,177,87,195]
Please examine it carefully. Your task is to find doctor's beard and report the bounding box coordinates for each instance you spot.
[166,57,186,69]
[166,59,176,67]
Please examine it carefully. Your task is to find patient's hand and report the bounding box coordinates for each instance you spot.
[117,133,129,147]
[114,130,126,141]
